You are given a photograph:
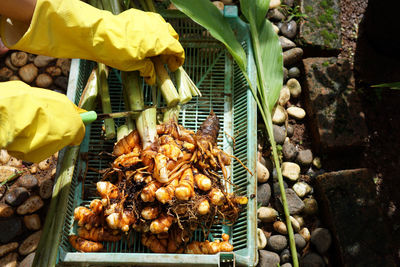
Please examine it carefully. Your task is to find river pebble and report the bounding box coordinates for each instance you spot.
[257,161,270,183]
[297,149,313,166]
[0,217,22,243]
[273,125,287,145]
[268,8,285,21]
[286,124,294,137]
[5,187,29,207]
[272,105,286,125]
[257,228,268,249]
[303,197,318,215]
[283,141,297,161]
[283,48,303,66]
[286,78,302,98]
[279,189,305,215]
[294,233,307,250]
[269,0,281,9]
[17,174,38,189]
[259,250,280,267]
[19,252,35,267]
[301,252,326,267]
[273,180,288,197]
[287,106,306,120]
[288,67,300,78]
[257,183,271,206]
[258,207,278,223]
[311,228,332,254]
[313,157,322,169]
[267,235,288,252]
[293,182,312,198]
[279,85,291,106]
[281,20,297,39]
[279,36,296,50]
[299,227,311,242]
[282,162,300,181]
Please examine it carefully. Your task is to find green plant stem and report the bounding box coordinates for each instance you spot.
[153,57,180,107]
[248,21,298,267]
[145,0,157,12]
[136,107,157,150]
[0,170,24,186]
[33,146,80,267]
[98,63,116,140]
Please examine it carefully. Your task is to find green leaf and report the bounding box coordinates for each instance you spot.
[258,19,283,111]
[372,82,400,90]
[171,0,247,71]
[240,0,270,29]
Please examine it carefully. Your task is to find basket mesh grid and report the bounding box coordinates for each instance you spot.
[58,16,255,266]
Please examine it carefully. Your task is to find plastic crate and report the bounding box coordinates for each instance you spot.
[57,6,257,267]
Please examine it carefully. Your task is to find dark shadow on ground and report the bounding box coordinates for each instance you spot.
[354,0,400,263]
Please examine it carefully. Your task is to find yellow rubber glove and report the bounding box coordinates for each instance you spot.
[0,0,184,85]
[0,81,85,163]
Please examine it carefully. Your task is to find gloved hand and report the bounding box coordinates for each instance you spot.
[0,81,85,163]
[0,0,184,85]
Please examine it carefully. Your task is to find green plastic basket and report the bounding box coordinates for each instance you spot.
[57,6,257,267]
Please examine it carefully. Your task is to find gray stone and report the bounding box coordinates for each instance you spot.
[268,8,285,21]
[302,58,368,152]
[294,233,306,250]
[281,21,297,39]
[278,189,305,215]
[311,228,332,254]
[279,36,296,50]
[280,248,291,264]
[287,124,294,137]
[273,180,288,197]
[258,250,280,267]
[54,76,68,91]
[283,141,297,161]
[283,48,303,67]
[283,67,289,81]
[303,197,319,215]
[315,169,396,265]
[281,263,292,267]
[273,125,287,145]
[19,252,35,267]
[297,149,313,166]
[18,174,38,189]
[5,187,29,207]
[257,183,271,206]
[288,67,301,78]
[267,235,288,252]
[282,0,294,6]
[301,252,326,267]
[0,217,22,243]
[299,0,341,50]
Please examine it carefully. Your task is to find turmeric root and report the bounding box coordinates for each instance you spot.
[175,168,194,201]
[69,235,103,252]
[112,150,141,168]
[89,199,103,214]
[141,181,162,202]
[155,178,179,204]
[77,227,121,242]
[193,168,212,191]
[197,199,210,215]
[153,153,169,183]
[150,214,174,234]
[74,206,101,228]
[208,188,225,206]
[141,206,160,220]
[97,181,119,199]
[106,210,136,232]
[159,143,183,161]
[113,130,141,156]
[185,234,233,254]
[141,233,166,253]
